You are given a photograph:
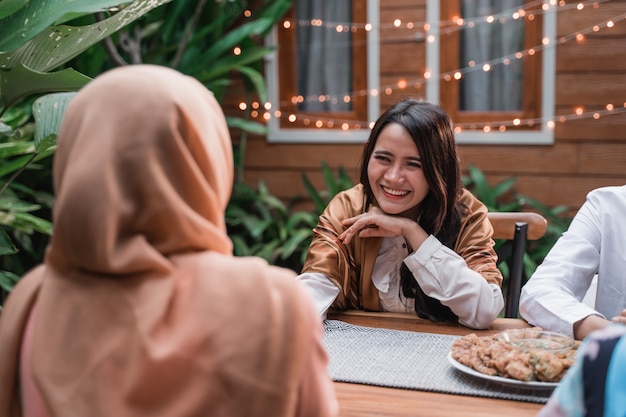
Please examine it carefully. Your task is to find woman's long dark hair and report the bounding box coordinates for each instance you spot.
[359,99,464,248]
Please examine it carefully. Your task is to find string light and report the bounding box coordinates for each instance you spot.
[241,0,624,132]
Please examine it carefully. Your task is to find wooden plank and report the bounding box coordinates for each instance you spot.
[557,1,626,36]
[380,43,426,74]
[378,75,427,110]
[458,144,579,174]
[381,0,426,10]
[242,169,358,201]
[555,111,626,141]
[557,38,626,71]
[556,74,626,105]
[243,138,363,169]
[579,143,626,175]
[482,175,626,210]
[380,7,426,40]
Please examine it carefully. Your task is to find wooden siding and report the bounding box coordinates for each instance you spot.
[223,0,626,215]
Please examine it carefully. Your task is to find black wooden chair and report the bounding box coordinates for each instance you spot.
[487,212,548,318]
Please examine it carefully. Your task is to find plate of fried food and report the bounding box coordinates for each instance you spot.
[448,328,580,389]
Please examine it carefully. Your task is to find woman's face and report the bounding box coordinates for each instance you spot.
[367,122,430,218]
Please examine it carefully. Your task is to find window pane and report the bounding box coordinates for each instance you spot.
[439,0,543,128]
[459,0,526,112]
[295,0,353,112]
[275,0,367,131]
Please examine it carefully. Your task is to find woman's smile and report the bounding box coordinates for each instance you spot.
[382,186,410,198]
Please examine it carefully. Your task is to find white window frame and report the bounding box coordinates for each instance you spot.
[265,0,556,145]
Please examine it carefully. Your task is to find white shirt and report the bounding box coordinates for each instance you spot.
[519,185,626,338]
[297,235,504,329]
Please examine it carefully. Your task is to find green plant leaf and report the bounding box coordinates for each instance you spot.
[202,18,274,63]
[0,0,174,73]
[241,216,271,240]
[0,227,18,256]
[0,0,136,53]
[0,64,89,111]
[32,91,77,148]
[285,211,317,230]
[281,229,313,260]
[0,141,55,179]
[254,0,292,36]
[0,0,27,21]
[0,197,40,212]
[0,141,34,158]
[235,65,267,104]
[338,166,354,189]
[471,165,494,205]
[225,116,268,135]
[490,177,518,201]
[229,235,251,257]
[320,161,337,195]
[0,269,21,292]
[194,46,276,82]
[301,171,327,214]
[0,210,52,234]
[254,240,280,262]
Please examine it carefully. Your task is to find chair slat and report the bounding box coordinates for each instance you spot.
[487,212,547,241]
[487,211,548,318]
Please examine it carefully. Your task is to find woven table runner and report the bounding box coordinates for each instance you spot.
[323,320,554,404]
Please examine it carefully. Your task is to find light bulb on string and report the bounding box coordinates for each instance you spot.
[258,1,624,133]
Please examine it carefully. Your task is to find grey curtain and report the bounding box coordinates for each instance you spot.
[296,0,352,112]
[459,0,525,111]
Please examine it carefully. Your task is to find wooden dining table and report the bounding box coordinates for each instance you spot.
[326,310,545,417]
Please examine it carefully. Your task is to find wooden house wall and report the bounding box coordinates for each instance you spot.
[222,0,626,215]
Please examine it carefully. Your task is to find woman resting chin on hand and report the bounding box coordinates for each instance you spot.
[296,99,504,330]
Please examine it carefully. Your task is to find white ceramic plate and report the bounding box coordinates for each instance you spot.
[447,352,558,389]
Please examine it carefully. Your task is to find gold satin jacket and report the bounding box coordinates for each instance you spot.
[301,184,502,312]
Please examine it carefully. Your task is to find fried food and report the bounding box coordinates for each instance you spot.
[450,328,578,383]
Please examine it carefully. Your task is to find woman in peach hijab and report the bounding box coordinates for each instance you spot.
[0,65,338,417]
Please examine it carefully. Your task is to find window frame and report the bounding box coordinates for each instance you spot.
[426,0,556,144]
[266,0,380,143]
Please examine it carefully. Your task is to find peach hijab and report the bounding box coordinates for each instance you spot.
[0,65,337,417]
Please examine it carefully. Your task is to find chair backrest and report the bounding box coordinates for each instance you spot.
[487,212,548,318]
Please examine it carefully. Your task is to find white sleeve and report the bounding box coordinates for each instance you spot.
[403,235,504,329]
[296,272,341,320]
[519,195,603,338]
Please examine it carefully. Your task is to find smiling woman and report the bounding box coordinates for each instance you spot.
[296,99,505,329]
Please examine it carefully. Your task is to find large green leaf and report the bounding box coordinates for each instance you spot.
[0,210,52,234]
[0,0,174,73]
[202,18,274,63]
[0,0,173,111]
[254,0,292,36]
[32,92,77,148]
[235,65,267,103]
[0,141,34,158]
[0,145,55,178]
[193,46,276,82]
[0,64,89,110]
[0,228,18,256]
[0,197,41,212]
[224,117,268,135]
[0,0,27,21]
[0,0,136,53]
